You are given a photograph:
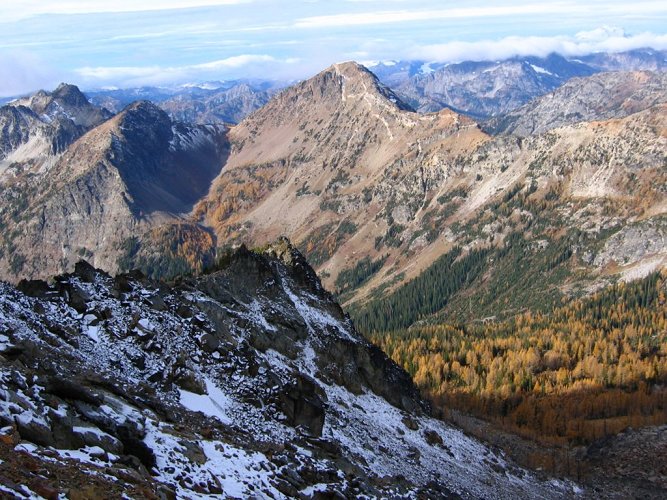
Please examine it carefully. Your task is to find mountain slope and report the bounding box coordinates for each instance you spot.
[0,242,578,498]
[1,66,665,320]
[485,70,667,136]
[0,101,229,281]
[195,64,666,316]
[195,61,487,290]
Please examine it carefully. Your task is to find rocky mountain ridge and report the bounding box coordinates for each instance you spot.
[0,83,111,172]
[370,48,667,118]
[484,70,667,136]
[1,63,666,323]
[0,242,578,498]
[0,99,229,282]
[195,62,666,315]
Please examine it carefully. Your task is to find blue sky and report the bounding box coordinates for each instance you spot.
[1,0,666,96]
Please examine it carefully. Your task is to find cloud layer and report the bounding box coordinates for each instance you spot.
[408,28,667,63]
[74,55,299,87]
[0,51,60,97]
[0,1,666,95]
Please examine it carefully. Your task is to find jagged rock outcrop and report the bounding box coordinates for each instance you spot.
[0,241,578,498]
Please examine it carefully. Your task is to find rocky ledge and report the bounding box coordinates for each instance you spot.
[0,239,577,498]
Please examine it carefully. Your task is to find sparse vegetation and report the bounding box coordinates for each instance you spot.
[437,186,469,205]
[117,225,215,279]
[335,254,388,294]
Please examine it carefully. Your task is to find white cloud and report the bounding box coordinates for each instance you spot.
[575,26,626,42]
[74,54,298,87]
[406,29,667,63]
[294,2,667,29]
[0,51,61,96]
[295,4,592,28]
[192,54,276,70]
[0,0,252,23]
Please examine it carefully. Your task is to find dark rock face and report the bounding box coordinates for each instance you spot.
[106,101,229,216]
[279,374,327,436]
[0,244,575,498]
[0,106,41,159]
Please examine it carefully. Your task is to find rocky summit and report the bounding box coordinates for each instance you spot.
[0,99,228,282]
[0,240,578,498]
[0,83,111,170]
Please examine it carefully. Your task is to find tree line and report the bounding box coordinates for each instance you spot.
[370,271,667,445]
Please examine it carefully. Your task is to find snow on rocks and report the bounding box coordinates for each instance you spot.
[178,378,233,424]
[0,246,584,498]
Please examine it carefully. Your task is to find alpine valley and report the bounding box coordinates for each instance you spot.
[0,47,666,499]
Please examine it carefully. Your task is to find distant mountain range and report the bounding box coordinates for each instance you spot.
[87,80,283,125]
[484,70,667,136]
[369,48,667,117]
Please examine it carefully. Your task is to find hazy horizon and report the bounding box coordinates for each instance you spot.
[1,0,666,97]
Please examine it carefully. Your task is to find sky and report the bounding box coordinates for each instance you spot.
[0,0,666,96]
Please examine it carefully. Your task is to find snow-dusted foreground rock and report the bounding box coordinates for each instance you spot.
[0,240,579,498]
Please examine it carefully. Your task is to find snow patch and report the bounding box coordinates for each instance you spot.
[0,334,11,352]
[178,378,232,424]
[144,420,281,498]
[420,62,435,74]
[85,325,100,342]
[529,64,553,75]
[280,271,356,342]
